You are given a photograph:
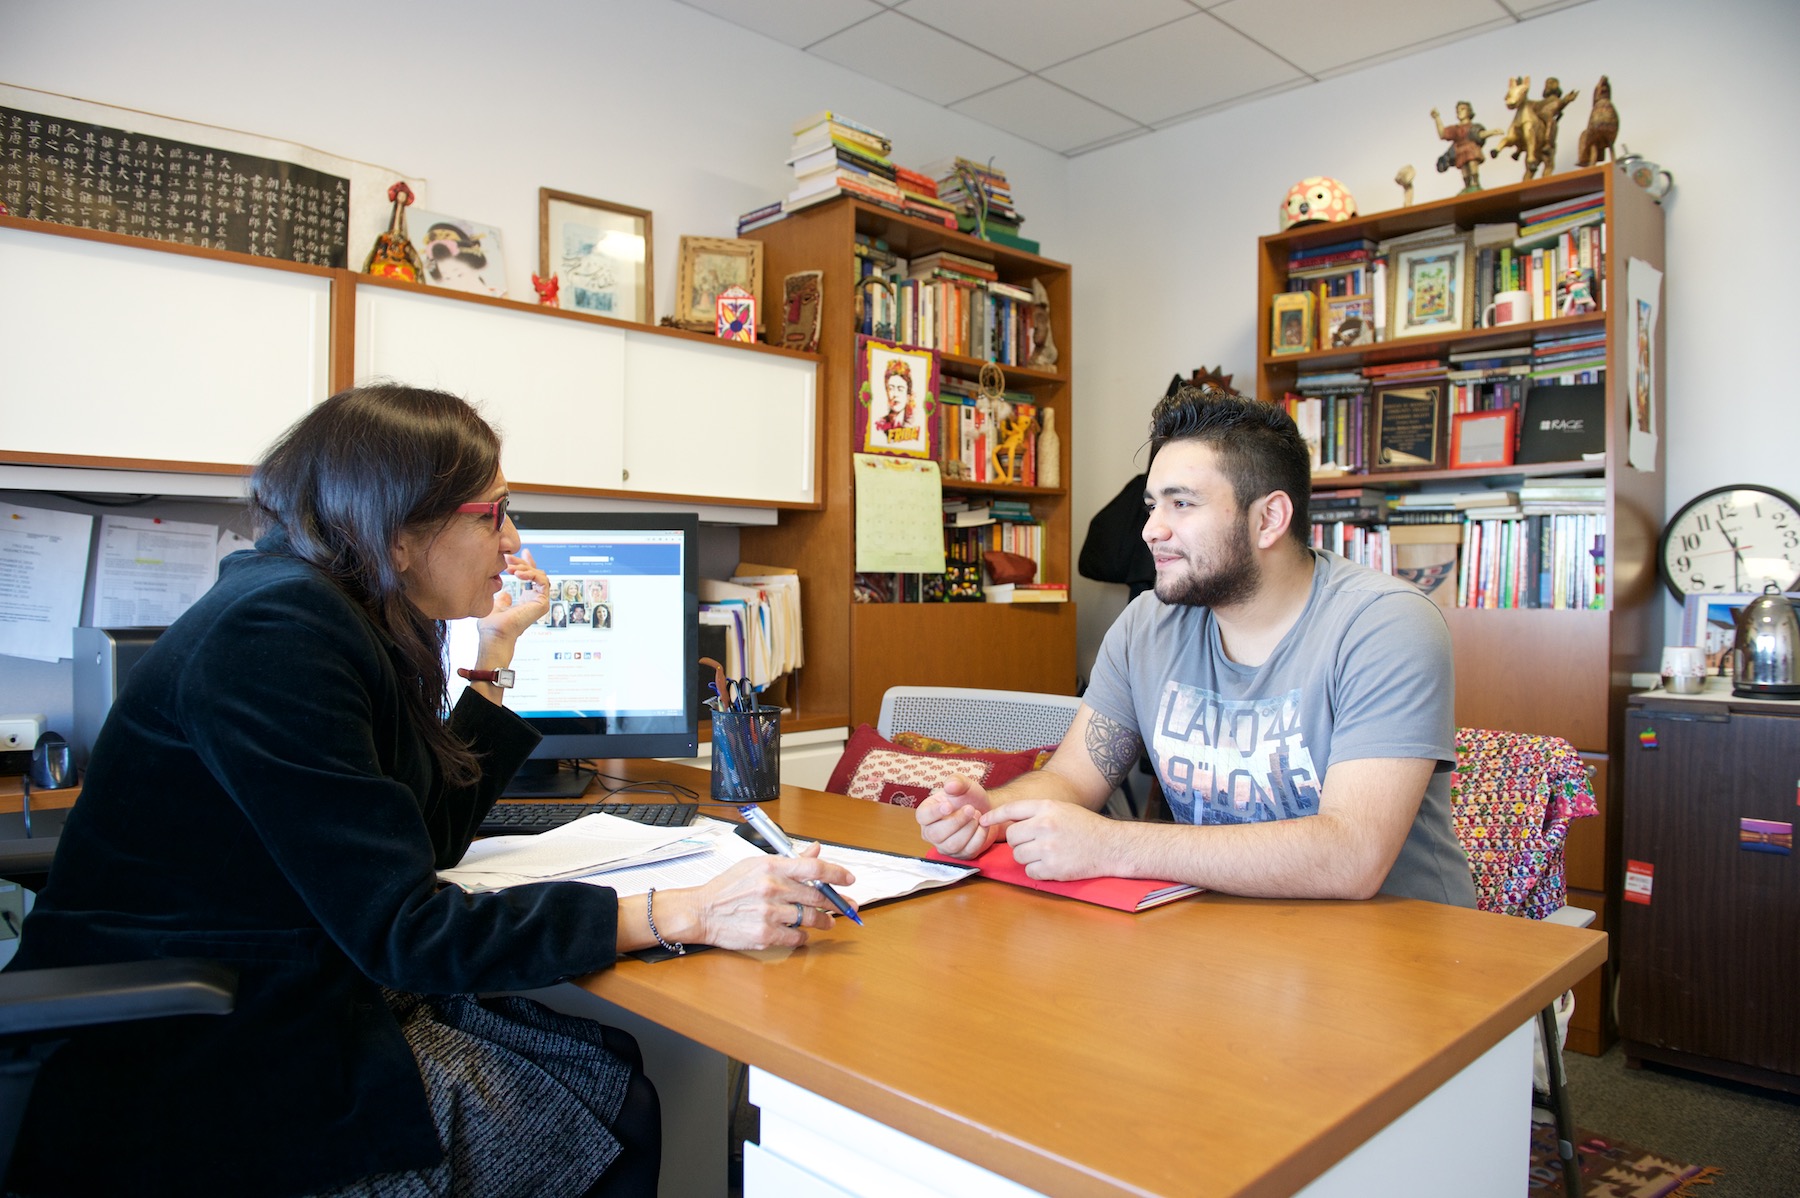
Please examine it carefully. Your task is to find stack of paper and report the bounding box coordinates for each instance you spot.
[699,563,804,691]
[439,814,718,892]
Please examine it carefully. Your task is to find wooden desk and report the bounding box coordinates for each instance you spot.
[545,760,1605,1198]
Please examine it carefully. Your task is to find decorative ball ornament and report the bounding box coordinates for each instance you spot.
[1280,177,1357,231]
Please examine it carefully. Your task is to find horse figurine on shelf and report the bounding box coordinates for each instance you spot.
[1491,76,1579,180]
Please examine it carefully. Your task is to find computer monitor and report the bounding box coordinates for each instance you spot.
[445,510,700,797]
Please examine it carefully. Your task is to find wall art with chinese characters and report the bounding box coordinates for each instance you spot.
[0,104,350,266]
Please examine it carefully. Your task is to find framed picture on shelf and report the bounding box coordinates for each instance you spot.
[1450,408,1517,469]
[1270,292,1313,356]
[1371,383,1443,471]
[1387,235,1471,339]
[538,188,652,323]
[1321,293,1374,349]
[675,236,763,333]
[411,209,508,298]
[854,336,939,460]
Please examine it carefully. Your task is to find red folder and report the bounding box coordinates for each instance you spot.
[931,842,1202,912]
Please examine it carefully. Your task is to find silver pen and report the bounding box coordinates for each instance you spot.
[738,805,864,926]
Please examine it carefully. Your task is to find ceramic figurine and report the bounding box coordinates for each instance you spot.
[1026,278,1058,370]
[531,272,560,306]
[1578,77,1620,167]
[1035,407,1060,489]
[1537,78,1579,174]
[1395,164,1416,206]
[1279,177,1357,230]
[1558,268,1597,316]
[1431,102,1497,191]
[362,181,424,281]
[992,403,1033,484]
[1491,76,1578,180]
[781,270,823,353]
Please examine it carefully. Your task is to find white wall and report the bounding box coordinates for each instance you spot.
[1063,0,1800,675]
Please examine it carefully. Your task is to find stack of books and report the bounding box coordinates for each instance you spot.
[1447,345,1532,413]
[784,111,906,216]
[1285,237,1376,301]
[737,201,785,237]
[924,157,1037,254]
[984,582,1066,604]
[1531,328,1606,382]
[892,164,957,229]
[1363,358,1447,385]
[1469,191,1607,325]
[892,251,1036,364]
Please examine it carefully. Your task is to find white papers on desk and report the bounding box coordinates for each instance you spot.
[443,816,977,909]
[92,515,218,628]
[440,814,717,892]
[0,504,94,662]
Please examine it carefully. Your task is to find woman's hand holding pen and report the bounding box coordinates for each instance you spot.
[648,846,857,951]
[915,775,1000,859]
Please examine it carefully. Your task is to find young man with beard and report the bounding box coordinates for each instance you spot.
[917,386,1475,906]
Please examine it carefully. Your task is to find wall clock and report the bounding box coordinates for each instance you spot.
[1658,484,1800,602]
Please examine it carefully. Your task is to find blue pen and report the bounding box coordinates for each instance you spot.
[738,804,864,926]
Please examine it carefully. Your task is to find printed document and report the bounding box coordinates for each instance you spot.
[92,515,218,628]
[0,504,93,662]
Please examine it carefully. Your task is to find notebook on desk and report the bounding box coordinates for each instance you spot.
[931,842,1202,912]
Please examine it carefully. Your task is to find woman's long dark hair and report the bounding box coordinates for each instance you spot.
[250,384,499,787]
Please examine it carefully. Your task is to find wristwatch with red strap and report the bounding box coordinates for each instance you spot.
[456,667,515,688]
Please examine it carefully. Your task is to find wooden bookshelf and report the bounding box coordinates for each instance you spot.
[745,197,1077,729]
[1255,164,1667,1055]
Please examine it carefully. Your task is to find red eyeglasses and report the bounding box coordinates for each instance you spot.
[454,496,511,531]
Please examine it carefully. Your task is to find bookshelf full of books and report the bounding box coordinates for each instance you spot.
[743,187,1076,728]
[1256,163,1667,1056]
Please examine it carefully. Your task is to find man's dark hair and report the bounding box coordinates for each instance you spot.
[1147,384,1312,548]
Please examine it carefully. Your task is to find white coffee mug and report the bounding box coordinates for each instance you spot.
[1660,645,1706,694]
[1483,289,1531,327]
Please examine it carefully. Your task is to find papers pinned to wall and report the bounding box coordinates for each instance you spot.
[852,454,945,574]
[92,515,219,629]
[0,504,94,662]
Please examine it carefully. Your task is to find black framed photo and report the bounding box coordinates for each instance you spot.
[1371,384,1444,471]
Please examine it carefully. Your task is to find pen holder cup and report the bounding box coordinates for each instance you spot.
[709,705,781,802]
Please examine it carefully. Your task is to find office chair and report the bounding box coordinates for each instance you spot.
[0,838,237,1181]
[1449,728,1599,1198]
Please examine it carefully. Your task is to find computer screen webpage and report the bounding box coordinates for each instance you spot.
[445,526,689,723]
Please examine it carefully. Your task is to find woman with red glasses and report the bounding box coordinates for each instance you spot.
[7,384,851,1198]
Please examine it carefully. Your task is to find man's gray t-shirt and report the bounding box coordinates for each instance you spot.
[1084,550,1476,906]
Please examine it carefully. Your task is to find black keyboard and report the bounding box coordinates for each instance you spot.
[478,801,699,836]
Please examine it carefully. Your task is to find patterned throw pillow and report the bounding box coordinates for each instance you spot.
[824,724,1043,807]
[891,731,1056,772]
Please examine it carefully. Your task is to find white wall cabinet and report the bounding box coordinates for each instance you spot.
[0,223,331,466]
[1,219,819,513]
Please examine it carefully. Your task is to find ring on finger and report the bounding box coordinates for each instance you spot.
[786,902,805,929]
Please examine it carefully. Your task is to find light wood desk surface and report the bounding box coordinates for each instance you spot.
[580,759,1607,1198]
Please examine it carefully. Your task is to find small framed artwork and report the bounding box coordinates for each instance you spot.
[1270,292,1313,356]
[1450,408,1517,469]
[854,336,938,460]
[1321,293,1374,349]
[1388,235,1472,339]
[538,188,653,323]
[1371,383,1444,471]
[715,285,756,342]
[411,209,508,297]
[676,236,764,333]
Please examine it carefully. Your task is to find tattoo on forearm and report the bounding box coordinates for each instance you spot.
[1084,713,1143,789]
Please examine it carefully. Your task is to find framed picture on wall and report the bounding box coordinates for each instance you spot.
[1387,235,1472,339]
[538,188,653,323]
[675,236,763,333]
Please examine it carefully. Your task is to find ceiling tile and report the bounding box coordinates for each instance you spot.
[808,11,1026,104]
[951,76,1144,154]
[1210,0,1515,76]
[892,0,1199,72]
[1500,0,1596,16]
[1041,12,1303,126]
[673,0,886,50]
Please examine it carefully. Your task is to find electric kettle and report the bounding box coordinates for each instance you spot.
[1732,586,1800,697]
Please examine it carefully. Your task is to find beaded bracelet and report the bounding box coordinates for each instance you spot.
[645,887,686,956]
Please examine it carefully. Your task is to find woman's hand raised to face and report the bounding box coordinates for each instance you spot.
[478,548,549,645]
